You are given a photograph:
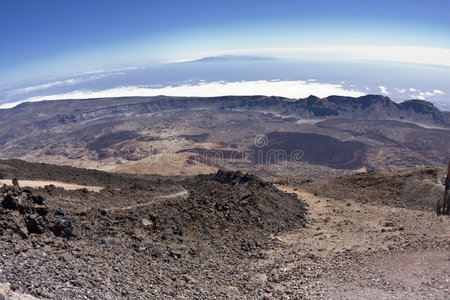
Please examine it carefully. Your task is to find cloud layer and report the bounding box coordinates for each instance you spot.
[0,80,365,109]
[174,46,450,68]
[410,89,446,100]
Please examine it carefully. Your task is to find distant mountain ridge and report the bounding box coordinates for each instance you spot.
[1,94,448,129]
[0,94,449,176]
[184,55,278,63]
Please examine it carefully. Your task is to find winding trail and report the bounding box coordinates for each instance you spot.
[105,187,189,212]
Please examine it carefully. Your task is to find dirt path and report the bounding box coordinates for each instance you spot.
[0,179,103,192]
[276,185,450,254]
[268,185,450,298]
[105,188,189,211]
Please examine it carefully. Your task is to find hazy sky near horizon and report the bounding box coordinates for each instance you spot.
[1,0,450,83]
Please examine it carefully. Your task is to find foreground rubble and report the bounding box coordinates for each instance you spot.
[0,163,449,299]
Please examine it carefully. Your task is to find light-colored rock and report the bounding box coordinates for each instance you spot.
[0,283,40,300]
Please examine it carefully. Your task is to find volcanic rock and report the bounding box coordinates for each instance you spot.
[47,213,73,238]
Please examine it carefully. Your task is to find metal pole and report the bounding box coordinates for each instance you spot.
[447,156,450,179]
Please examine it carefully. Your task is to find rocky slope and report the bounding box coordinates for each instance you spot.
[0,161,448,299]
[0,95,448,130]
[0,162,307,298]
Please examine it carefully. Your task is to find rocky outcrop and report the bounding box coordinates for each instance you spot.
[213,169,257,186]
[0,181,72,238]
[47,211,73,238]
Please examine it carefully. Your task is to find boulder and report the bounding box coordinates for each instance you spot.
[47,214,73,237]
[25,214,46,234]
[1,195,21,210]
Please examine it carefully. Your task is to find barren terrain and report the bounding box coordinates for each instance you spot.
[0,161,448,299]
[0,95,449,177]
[0,95,449,299]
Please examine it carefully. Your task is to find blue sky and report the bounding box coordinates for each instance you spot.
[1,0,449,83]
[0,0,449,110]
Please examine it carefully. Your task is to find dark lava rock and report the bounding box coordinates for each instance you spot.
[214,169,256,186]
[149,213,167,230]
[172,225,183,236]
[0,164,308,299]
[1,184,72,238]
[35,206,49,217]
[4,210,29,239]
[31,194,45,205]
[1,194,21,210]
[26,214,46,234]
[131,243,147,252]
[47,214,73,237]
[169,249,182,259]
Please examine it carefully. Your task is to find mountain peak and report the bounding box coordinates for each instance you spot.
[399,99,440,114]
[184,55,278,64]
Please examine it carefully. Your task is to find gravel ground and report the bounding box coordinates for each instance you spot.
[1,164,449,299]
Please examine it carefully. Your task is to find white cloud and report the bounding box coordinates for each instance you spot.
[9,78,82,95]
[383,86,445,98]
[410,89,446,100]
[378,85,389,94]
[173,45,450,67]
[0,80,365,109]
[7,72,124,96]
[64,66,143,77]
[0,101,28,109]
[413,94,426,100]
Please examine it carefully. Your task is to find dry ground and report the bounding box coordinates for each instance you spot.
[0,180,103,192]
[264,184,450,299]
[0,162,449,299]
